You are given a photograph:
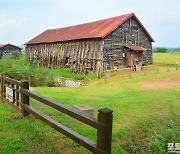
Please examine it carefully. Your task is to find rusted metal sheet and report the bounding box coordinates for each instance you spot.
[26,13,154,45]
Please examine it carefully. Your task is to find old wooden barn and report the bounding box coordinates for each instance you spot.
[25,13,154,74]
[0,44,22,59]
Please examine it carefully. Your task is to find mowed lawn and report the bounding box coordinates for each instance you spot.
[0,53,180,154]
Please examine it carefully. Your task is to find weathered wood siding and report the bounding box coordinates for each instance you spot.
[103,16,153,69]
[26,39,104,74]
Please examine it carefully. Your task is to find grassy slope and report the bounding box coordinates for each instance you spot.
[0,53,180,153]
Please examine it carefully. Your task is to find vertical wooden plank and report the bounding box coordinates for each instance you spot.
[16,85,19,106]
[80,41,85,73]
[82,41,88,73]
[11,84,15,103]
[84,40,90,74]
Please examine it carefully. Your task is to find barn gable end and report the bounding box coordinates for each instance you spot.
[103,16,153,69]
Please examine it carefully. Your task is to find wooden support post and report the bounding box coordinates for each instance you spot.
[21,81,30,118]
[129,73,132,79]
[97,108,113,154]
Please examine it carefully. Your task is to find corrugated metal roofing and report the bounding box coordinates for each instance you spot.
[26,13,154,45]
[124,45,147,52]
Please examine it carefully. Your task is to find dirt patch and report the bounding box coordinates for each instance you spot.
[139,74,180,90]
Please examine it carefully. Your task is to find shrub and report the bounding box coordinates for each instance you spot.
[0,58,57,87]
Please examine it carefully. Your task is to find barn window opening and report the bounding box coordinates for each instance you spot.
[106,63,110,70]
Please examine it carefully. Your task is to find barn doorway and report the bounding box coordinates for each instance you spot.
[124,45,147,71]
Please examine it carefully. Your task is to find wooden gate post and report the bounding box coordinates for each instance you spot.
[21,81,30,118]
[97,108,113,154]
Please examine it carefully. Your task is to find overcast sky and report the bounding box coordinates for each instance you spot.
[0,0,180,47]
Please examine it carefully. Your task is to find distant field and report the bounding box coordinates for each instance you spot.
[154,52,180,66]
[0,53,180,153]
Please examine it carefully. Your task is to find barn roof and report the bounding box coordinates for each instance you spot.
[0,44,22,50]
[26,13,154,45]
[0,44,6,48]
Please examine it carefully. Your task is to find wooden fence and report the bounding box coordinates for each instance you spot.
[0,76,113,154]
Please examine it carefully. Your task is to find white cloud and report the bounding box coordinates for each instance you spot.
[0,14,28,35]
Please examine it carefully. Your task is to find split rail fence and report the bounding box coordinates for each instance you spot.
[0,76,113,154]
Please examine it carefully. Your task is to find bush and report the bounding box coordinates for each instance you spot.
[153,47,168,53]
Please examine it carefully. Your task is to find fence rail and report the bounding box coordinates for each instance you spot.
[0,76,113,154]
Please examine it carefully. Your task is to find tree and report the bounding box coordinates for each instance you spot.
[153,47,167,53]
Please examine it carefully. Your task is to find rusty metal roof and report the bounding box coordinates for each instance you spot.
[26,13,154,45]
[0,44,7,48]
[124,45,147,52]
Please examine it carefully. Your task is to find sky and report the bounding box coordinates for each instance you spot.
[0,0,180,47]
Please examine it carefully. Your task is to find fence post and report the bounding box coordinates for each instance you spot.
[97,108,113,154]
[21,81,30,118]
[176,63,178,70]
[1,76,4,101]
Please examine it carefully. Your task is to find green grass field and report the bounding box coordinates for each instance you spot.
[0,53,180,154]
[154,52,180,66]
